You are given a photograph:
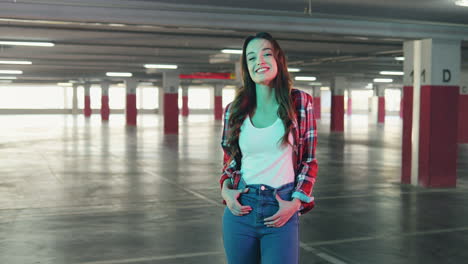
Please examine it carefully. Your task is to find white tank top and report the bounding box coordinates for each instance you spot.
[239,114,295,188]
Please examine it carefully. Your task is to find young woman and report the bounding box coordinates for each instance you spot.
[220,32,318,264]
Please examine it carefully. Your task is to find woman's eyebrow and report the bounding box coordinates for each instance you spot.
[247,48,272,55]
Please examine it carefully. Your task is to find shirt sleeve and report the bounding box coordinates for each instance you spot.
[291,95,318,207]
[219,103,236,190]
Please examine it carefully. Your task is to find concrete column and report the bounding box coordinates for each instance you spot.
[331,76,345,132]
[125,79,137,126]
[414,39,460,188]
[163,72,180,134]
[181,84,189,117]
[401,41,415,185]
[399,87,404,119]
[138,86,144,110]
[214,83,223,120]
[101,81,110,121]
[459,71,468,143]
[235,62,242,84]
[346,88,352,116]
[72,83,78,115]
[312,86,321,120]
[376,85,385,123]
[83,82,92,117]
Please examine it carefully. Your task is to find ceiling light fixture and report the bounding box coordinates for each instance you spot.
[57,82,73,86]
[106,72,133,77]
[455,0,468,7]
[144,64,178,69]
[0,60,32,65]
[373,78,393,83]
[0,80,12,83]
[288,68,301,72]
[0,41,54,47]
[0,76,17,79]
[295,76,317,81]
[0,70,23,74]
[395,57,405,61]
[380,71,404,76]
[308,82,322,86]
[221,49,242,54]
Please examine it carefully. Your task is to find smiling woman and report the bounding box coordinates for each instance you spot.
[220,32,318,264]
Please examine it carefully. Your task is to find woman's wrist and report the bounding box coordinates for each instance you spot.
[292,198,302,210]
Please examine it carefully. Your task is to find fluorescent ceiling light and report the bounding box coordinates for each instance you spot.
[395,57,405,61]
[455,0,468,7]
[106,72,132,77]
[295,76,316,81]
[0,70,22,74]
[373,78,393,83]
[0,80,12,83]
[0,41,54,47]
[308,82,322,86]
[144,64,178,69]
[221,49,242,54]
[287,68,300,72]
[320,87,330,91]
[0,60,32,65]
[380,71,404,76]
[139,82,153,86]
[57,82,73,86]
[0,76,17,79]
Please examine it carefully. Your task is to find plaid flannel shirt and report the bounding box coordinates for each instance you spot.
[220,88,318,215]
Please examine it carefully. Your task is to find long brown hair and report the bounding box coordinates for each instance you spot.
[226,32,296,168]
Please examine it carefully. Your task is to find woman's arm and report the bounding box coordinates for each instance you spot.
[291,94,318,213]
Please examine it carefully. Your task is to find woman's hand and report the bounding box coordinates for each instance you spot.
[222,184,252,216]
[264,195,301,228]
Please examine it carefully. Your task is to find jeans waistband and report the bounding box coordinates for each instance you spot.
[238,178,295,196]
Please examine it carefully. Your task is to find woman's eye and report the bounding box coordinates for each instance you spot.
[265,53,272,56]
[248,57,255,61]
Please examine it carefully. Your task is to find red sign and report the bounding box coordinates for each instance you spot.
[179,72,235,80]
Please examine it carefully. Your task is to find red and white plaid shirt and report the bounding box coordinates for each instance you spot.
[220,88,318,215]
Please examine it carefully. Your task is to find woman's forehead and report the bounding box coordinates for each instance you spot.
[246,38,273,54]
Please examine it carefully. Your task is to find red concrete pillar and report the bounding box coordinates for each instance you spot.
[181,84,189,117]
[101,81,110,121]
[125,79,137,126]
[416,39,460,188]
[214,84,223,121]
[376,85,385,123]
[459,79,468,143]
[312,86,321,120]
[163,72,179,134]
[83,82,92,117]
[331,76,345,132]
[401,41,415,185]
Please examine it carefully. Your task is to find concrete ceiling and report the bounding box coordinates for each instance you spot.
[0,0,467,86]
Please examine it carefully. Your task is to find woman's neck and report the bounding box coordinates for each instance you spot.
[255,84,277,110]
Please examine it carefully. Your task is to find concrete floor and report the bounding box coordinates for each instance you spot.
[0,113,467,264]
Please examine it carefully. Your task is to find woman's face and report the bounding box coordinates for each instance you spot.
[245,38,278,86]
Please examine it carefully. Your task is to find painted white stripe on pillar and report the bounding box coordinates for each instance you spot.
[84,82,91,95]
[313,86,321,97]
[72,83,78,115]
[101,81,109,95]
[411,40,422,187]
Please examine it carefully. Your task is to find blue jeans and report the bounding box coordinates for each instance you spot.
[222,178,299,264]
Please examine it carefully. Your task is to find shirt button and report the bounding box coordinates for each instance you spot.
[260,185,266,191]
